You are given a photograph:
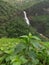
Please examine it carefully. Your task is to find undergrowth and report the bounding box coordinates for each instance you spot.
[0,33,49,65]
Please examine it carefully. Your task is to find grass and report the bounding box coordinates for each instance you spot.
[0,38,19,43]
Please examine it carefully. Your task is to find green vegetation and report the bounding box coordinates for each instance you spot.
[30,15,49,38]
[0,0,49,38]
[0,0,36,38]
[0,0,49,65]
[3,0,42,10]
[0,34,49,65]
[26,1,49,38]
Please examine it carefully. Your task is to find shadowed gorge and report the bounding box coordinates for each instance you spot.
[25,1,49,38]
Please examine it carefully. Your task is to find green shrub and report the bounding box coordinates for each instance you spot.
[0,33,49,65]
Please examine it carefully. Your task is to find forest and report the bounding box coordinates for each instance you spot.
[0,0,49,65]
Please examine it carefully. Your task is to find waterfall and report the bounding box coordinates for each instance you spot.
[23,11,30,26]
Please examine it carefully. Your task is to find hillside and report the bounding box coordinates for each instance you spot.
[25,1,49,38]
[0,0,49,39]
[0,0,36,38]
[3,0,43,10]
[0,2,49,36]
[0,1,49,65]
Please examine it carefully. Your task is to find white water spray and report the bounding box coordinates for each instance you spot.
[23,11,30,25]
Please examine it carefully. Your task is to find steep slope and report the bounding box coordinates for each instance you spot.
[3,0,43,10]
[25,1,49,38]
[26,1,49,15]
[0,0,36,38]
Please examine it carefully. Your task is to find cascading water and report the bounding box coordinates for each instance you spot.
[23,11,46,38]
[23,11,30,26]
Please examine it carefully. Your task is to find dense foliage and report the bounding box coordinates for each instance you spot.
[0,0,36,38]
[0,33,49,65]
[26,1,49,38]
[0,0,49,38]
[0,0,49,65]
[3,0,42,10]
[30,15,49,38]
